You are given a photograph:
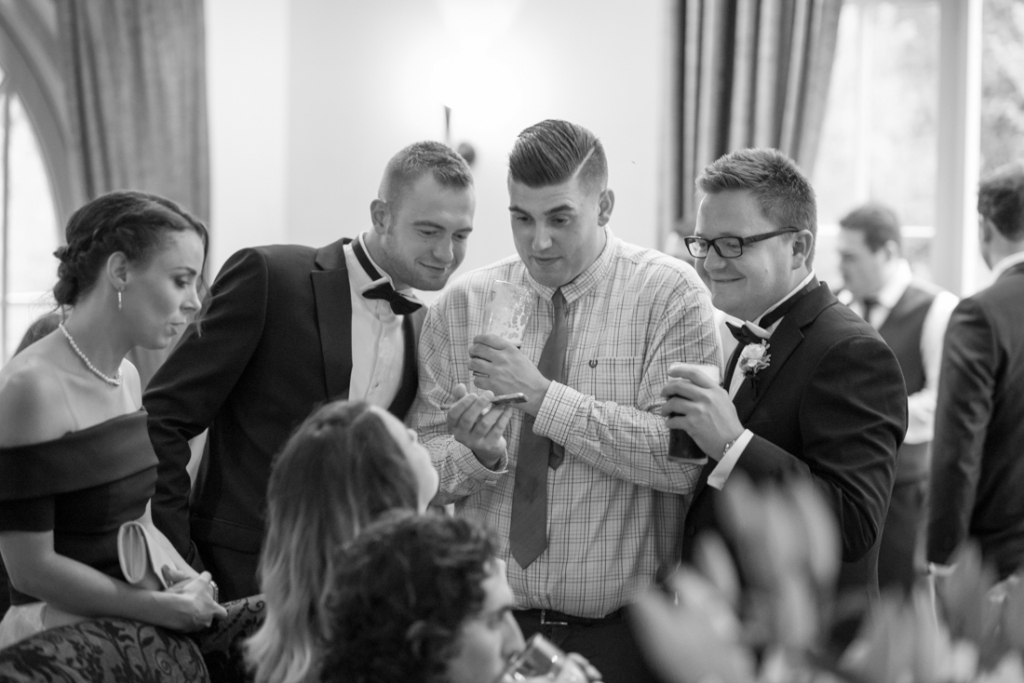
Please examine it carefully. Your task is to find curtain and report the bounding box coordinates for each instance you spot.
[671,0,843,233]
[57,0,209,388]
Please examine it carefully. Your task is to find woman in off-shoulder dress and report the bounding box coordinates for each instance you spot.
[0,191,226,647]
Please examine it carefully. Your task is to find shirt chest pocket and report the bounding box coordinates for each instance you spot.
[572,356,642,406]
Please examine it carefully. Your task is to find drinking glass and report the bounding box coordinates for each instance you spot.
[496,633,586,682]
[484,280,534,347]
[667,362,721,460]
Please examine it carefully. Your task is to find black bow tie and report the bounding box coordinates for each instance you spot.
[728,279,820,345]
[726,322,763,346]
[352,239,422,316]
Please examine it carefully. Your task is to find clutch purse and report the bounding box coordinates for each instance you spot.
[117,519,175,591]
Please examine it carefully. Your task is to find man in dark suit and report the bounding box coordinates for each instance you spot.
[145,141,475,600]
[663,148,907,602]
[928,161,1024,580]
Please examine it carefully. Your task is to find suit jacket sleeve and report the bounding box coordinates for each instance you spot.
[735,334,906,562]
[927,297,995,565]
[144,248,270,558]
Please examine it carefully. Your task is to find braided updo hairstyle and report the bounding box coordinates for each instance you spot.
[53,191,209,307]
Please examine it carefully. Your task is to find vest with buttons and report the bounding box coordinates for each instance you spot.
[877,283,936,482]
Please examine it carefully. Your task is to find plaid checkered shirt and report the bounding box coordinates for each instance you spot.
[411,231,720,617]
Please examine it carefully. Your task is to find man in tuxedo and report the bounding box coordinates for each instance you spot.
[836,203,958,593]
[145,141,475,600]
[663,148,907,602]
[928,161,1024,580]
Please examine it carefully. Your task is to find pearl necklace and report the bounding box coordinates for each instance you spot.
[58,323,123,387]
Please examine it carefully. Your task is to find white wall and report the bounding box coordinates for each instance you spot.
[205,0,290,274]
[207,0,669,282]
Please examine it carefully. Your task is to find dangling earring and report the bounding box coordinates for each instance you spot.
[118,290,123,311]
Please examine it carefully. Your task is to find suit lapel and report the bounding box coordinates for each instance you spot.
[734,282,835,423]
[312,239,354,399]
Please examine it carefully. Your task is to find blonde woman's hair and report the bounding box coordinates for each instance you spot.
[245,400,420,683]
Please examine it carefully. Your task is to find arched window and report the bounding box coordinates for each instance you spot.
[0,1,77,361]
[0,69,60,360]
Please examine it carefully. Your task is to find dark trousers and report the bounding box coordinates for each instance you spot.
[878,477,928,595]
[514,610,660,683]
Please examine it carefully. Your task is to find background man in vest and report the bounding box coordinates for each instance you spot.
[837,202,958,593]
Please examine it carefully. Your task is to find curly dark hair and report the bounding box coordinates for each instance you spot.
[320,514,497,683]
[53,190,209,307]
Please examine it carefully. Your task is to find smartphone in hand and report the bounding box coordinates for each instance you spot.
[491,392,527,405]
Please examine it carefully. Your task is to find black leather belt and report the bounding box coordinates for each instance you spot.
[515,608,624,627]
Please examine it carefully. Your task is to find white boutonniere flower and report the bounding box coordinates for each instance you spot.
[738,340,771,378]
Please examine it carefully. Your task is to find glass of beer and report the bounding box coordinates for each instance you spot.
[484,280,534,347]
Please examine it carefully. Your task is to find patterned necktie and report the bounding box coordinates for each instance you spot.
[352,240,422,316]
[509,289,567,569]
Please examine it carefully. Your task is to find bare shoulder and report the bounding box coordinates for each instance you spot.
[0,350,75,446]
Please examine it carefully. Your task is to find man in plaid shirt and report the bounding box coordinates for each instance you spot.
[411,119,719,682]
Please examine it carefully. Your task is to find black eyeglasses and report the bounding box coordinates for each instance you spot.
[683,228,800,259]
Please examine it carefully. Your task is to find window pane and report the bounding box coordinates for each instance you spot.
[812,0,940,287]
[981,0,1024,176]
[3,94,59,361]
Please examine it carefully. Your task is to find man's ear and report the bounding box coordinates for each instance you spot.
[791,230,815,269]
[881,239,901,262]
[370,199,391,235]
[979,215,994,245]
[597,189,615,226]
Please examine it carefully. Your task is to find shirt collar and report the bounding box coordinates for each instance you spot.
[874,259,913,309]
[352,233,411,295]
[991,250,1024,281]
[722,272,815,336]
[524,227,618,304]
[755,271,816,330]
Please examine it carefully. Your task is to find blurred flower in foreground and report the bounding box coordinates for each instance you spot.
[631,473,1024,683]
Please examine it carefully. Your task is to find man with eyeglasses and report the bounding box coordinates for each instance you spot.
[662,148,907,610]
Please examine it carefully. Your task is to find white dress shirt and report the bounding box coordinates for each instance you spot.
[345,234,409,408]
[990,250,1024,281]
[708,272,817,490]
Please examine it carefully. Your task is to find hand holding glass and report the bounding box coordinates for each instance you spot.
[497,633,588,682]
[484,280,534,347]
[667,363,721,460]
